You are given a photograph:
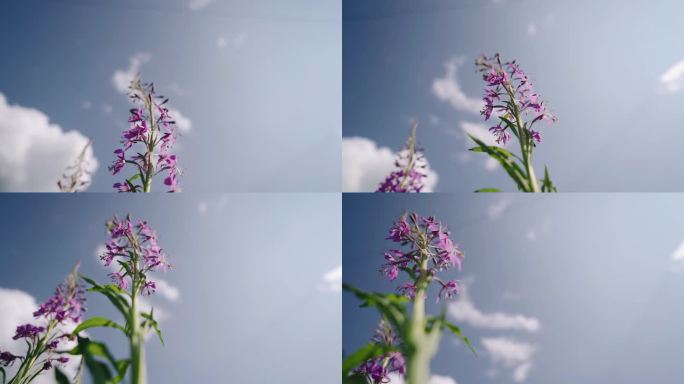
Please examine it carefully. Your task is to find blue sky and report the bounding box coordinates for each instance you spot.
[342,0,684,192]
[0,0,340,192]
[0,193,341,383]
[344,193,684,383]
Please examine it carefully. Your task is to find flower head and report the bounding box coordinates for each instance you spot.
[377,123,428,193]
[380,212,464,303]
[13,324,45,340]
[476,53,556,145]
[0,351,20,367]
[101,215,171,296]
[354,321,406,384]
[110,78,181,192]
[32,267,86,323]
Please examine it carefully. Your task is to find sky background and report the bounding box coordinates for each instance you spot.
[344,193,684,383]
[342,0,684,192]
[0,193,341,383]
[0,0,340,192]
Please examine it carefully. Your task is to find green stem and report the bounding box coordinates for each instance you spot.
[504,83,540,192]
[130,245,146,384]
[142,90,156,193]
[406,254,435,384]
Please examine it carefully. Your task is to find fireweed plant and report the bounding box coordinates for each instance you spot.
[0,265,85,384]
[343,213,475,384]
[109,79,181,193]
[58,140,93,193]
[471,53,558,192]
[377,123,428,193]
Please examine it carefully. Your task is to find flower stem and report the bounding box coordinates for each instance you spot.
[142,93,155,193]
[130,248,146,384]
[407,255,435,384]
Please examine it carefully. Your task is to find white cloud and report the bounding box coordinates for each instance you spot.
[448,284,540,333]
[432,57,483,115]
[527,23,538,36]
[660,59,684,93]
[0,93,98,192]
[671,239,684,270]
[386,373,458,384]
[0,288,81,384]
[102,103,113,115]
[342,137,438,192]
[318,264,342,293]
[81,100,92,110]
[189,0,212,11]
[526,229,537,241]
[168,108,192,133]
[152,277,180,302]
[198,201,209,214]
[112,53,151,94]
[217,36,227,49]
[481,337,536,382]
[487,195,511,221]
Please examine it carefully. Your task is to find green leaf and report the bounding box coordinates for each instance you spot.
[72,337,129,384]
[343,375,368,384]
[1,367,6,384]
[468,135,530,191]
[540,165,557,193]
[72,317,127,336]
[342,343,392,378]
[55,367,72,384]
[141,310,164,345]
[474,188,501,193]
[443,321,477,355]
[343,283,409,338]
[81,276,130,318]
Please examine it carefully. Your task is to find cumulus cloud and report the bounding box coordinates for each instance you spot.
[0,288,81,383]
[112,53,151,94]
[319,264,342,293]
[448,284,540,333]
[432,57,483,115]
[660,59,684,93]
[0,93,97,191]
[481,337,536,382]
[168,108,192,133]
[189,0,212,11]
[386,373,458,384]
[342,137,438,192]
[152,277,180,302]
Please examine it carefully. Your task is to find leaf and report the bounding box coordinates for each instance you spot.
[140,310,164,345]
[55,367,72,384]
[443,321,477,355]
[343,283,409,338]
[71,337,129,384]
[72,317,127,336]
[540,165,557,193]
[81,276,130,318]
[1,367,6,384]
[343,375,368,384]
[342,343,392,378]
[468,135,530,191]
[474,188,501,193]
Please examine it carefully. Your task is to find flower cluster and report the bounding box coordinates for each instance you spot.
[381,213,463,303]
[0,268,83,374]
[354,320,406,384]
[109,79,181,192]
[100,215,171,295]
[477,53,556,145]
[377,124,427,193]
[58,139,94,192]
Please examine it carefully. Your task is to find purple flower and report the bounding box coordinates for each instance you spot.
[477,53,556,146]
[111,79,181,192]
[381,213,463,302]
[377,123,428,193]
[354,321,406,383]
[142,281,156,296]
[32,271,86,323]
[437,280,460,303]
[101,215,172,296]
[13,324,45,340]
[0,351,20,367]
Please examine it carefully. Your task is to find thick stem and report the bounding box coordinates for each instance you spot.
[142,94,156,193]
[130,247,146,384]
[407,254,435,384]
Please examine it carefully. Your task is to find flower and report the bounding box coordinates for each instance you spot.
[101,215,171,296]
[0,351,20,367]
[476,53,556,146]
[377,123,428,193]
[381,212,464,302]
[13,324,45,340]
[111,78,181,192]
[32,271,86,323]
[354,321,406,384]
